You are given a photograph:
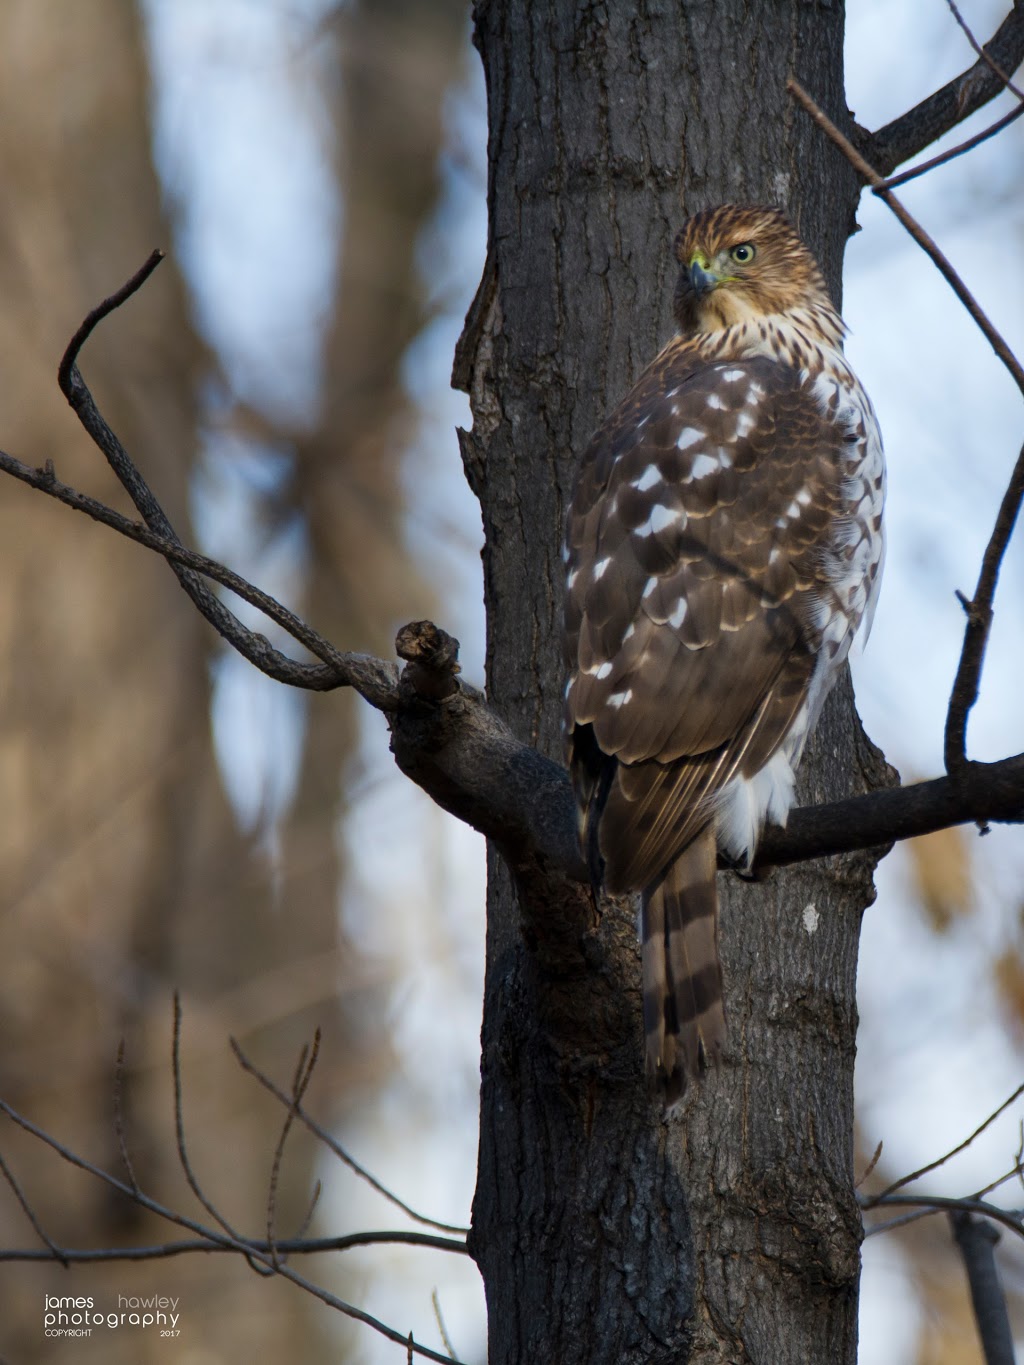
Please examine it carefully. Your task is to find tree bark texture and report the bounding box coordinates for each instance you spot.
[458,4,886,1362]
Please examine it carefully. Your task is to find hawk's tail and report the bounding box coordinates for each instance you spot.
[641,826,725,1110]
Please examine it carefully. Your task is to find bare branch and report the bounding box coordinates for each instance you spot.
[0,1091,466,1362]
[171,994,249,1252]
[864,1080,1024,1207]
[0,1148,67,1266]
[0,1228,467,1263]
[432,1287,459,1361]
[865,4,1024,175]
[55,261,399,706]
[230,1036,469,1237]
[57,249,166,390]
[863,1191,1024,1242]
[946,0,1024,104]
[855,1140,884,1191]
[113,1039,140,1195]
[945,441,1024,778]
[266,1034,322,1268]
[951,1211,1016,1365]
[788,80,1024,780]
[876,101,1024,193]
[0,447,398,709]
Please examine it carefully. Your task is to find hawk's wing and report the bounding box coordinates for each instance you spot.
[564,346,861,893]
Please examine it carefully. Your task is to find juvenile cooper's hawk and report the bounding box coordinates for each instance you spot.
[563,204,884,1106]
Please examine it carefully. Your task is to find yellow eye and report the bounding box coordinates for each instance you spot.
[730,243,755,264]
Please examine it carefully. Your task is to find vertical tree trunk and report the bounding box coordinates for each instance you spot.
[458,3,888,1360]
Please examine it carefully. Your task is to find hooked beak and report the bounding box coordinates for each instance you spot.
[688,259,718,297]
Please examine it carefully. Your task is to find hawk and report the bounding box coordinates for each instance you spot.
[563,204,884,1106]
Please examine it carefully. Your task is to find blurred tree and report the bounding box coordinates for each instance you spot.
[280,0,467,1108]
[0,1,466,1361]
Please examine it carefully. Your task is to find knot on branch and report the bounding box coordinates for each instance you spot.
[396,620,461,702]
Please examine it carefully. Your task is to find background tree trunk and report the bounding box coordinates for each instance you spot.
[459,3,890,1360]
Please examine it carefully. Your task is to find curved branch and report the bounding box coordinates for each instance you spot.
[1,418,1021,887]
[945,442,1024,776]
[0,443,398,709]
[55,254,401,705]
[865,3,1024,175]
[1,254,1021,919]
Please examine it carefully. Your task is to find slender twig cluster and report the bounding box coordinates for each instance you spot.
[1,2,1023,1360]
[0,997,468,1362]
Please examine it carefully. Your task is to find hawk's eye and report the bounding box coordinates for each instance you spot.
[730,243,755,264]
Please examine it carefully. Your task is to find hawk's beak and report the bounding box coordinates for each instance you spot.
[688,260,718,297]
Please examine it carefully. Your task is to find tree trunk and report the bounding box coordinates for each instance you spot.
[458,3,888,1360]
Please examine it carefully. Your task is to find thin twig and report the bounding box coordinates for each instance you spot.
[230,1037,469,1236]
[113,1039,140,1195]
[863,1191,1024,1241]
[56,259,402,708]
[0,1094,465,1361]
[0,448,399,709]
[0,1229,468,1262]
[57,250,165,392]
[945,442,1024,778]
[0,1149,68,1266]
[863,1204,940,1238]
[787,80,1024,778]
[855,1140,884,1190]
[171,994,250,1252]
[946,0,1024,105]
[266,1034,321,1268]
[865,1080,1024,1206]
[294,1179,323,1243]
[876,101,1024,193]
[974,1159,1024,1202]
[432,1288,458,1361]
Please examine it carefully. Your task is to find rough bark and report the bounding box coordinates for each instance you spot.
[458,3,883,1361]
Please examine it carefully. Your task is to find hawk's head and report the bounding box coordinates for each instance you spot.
[673,205,831,335]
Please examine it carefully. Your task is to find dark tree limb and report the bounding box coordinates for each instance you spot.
[864,3,1024,175]
[865,1081,1024,1208]
[876,100,1024,194]
[864,1191,1024,1242]
[945,441,1024,778]
[951,1212,1017,1365]
[0,251,1021,908]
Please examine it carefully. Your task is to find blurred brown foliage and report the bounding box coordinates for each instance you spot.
[905,826,974,933]
[0,1,465,1360]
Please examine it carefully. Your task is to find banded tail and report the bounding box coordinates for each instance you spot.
[641,825,725,1108]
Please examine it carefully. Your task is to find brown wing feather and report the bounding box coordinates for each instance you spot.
[565,346,848,895]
